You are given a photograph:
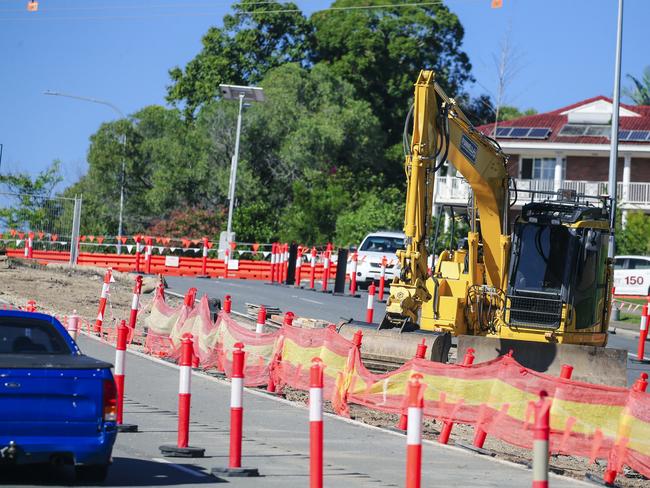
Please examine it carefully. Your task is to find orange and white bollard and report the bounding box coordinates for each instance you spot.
[159,334,204,457]
[94,268,113,335]
[256,306,266,334]
[366,283,376,323]
[200,237,209,277]
[309,248,317,290]
[144,237,153,274]
[321,249,330,292]
[282,243,289,283]
[378,256,387,301]
[115,320,138,432]
[406,375,424,488]
[270,243,278,283]
[294,246,303,288]
[26,299,37,312]
[24,231,34,258]
[212,343,259,476]
[223,294,232,314]
[283,311,295,326]
[532,391,550,488]
[438,348,475,444]
[560,364,574,379]
[128,275,143,337]
[349,251,358,297]
[398,340,428,431]
[134,235,142,273]
[633,304,649,363]
[310,357,324,488]
[66,310,80,341]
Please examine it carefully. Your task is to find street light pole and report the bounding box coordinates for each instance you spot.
[44,90,128,254]
[226,93,245,242]
[218,84,265,248]
[607,0,624,259]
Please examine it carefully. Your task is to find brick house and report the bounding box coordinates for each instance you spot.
[434,96,650,224]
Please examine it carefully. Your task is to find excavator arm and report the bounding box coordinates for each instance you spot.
[382,70,510,330]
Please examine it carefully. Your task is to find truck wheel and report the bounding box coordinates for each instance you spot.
[76,465,109,483]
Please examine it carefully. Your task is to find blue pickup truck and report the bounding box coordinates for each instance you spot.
[0,310,117,482]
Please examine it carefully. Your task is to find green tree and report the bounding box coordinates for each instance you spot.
[616,212,650,255]
[335,188,404,246]
[498,105,537,121]
[311,0,473,167]
[624,67,650,105]
[0,161,65,231]
[167,0,313,119]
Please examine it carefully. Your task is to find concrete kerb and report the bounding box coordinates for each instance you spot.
[78,329,595,487]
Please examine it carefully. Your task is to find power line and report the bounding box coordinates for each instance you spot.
[0,0,447,21]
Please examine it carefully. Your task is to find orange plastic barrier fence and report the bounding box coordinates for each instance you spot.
[130,294,650,482]
[6,249,339,282]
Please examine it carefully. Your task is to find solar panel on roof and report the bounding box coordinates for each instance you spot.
[509,128,530,137]
[628,130,650,141]
[527,128,551,139]
[495,127,512,137]
[618,130,631,140]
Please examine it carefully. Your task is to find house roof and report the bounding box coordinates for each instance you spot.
[478,96,650,144]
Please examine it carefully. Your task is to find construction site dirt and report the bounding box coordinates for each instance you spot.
[1,259,647,487]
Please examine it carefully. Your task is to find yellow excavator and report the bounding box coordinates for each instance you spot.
[339,70,627,386]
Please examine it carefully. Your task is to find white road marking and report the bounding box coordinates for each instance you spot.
[152,457,208,477]
[299,297,324,305]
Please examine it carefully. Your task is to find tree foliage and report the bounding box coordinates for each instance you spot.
[624,67,650,106]
[616,212,650,255]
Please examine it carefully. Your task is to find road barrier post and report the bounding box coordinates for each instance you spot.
[256,306,266,334]
[397,340,428,431]
[406,374,424,488]
[145,237,153,274]
[94,268,113,335]
[134,235,142,273]
[200,237,209,277]
[378,256,387,301]
[115,320,138,433]
[310,358,324,488]
[321,248,330,293]
[224,294,232,314]
[159,334,204,457]
[349,251,358,297]
[532,391,549,488]
[366,283,376,323]
[295,246,303,288]
[26,299,37,312]
[66,310,80,341]
[560,364,574,379]
[25,232,34,258]
[283,311,295,326]
[282,243,289,283]
[128,275,143,340]
[309,248,317,290]
[212,342,259,477]
[270,243,278,283]
[632,304,649,364]
[439,348,475,444]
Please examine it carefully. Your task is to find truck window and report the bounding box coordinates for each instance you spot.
[0,317,71,354]
[613,258,627,270]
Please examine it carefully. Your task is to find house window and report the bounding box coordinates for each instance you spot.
[520,157,565,180]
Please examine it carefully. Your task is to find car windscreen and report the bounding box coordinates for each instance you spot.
[359,236,404,253]
[0,317,71,355]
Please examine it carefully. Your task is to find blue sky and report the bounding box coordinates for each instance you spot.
[0,0,648,187]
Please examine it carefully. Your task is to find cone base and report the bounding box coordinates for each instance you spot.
[584,472,618,487]
[159,445,205,458]
[211,466,259,477]
[196,275,211,279]
[630,358,650,364]
[116,423,138,433]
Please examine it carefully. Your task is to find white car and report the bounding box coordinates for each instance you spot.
[613,255,650,296]
[352,231,405,289]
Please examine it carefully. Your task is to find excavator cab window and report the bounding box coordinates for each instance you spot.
[510,223,572,294]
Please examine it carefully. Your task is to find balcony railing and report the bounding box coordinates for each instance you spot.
[434,176,650,208]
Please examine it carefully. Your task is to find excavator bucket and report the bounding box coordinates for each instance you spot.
[457,335,629,387]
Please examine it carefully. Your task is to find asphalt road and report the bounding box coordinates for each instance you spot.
[1,335,588,487]
[165,276,650,387]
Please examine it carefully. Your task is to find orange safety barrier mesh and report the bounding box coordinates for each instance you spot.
[136,299,650,481]
[144,294,184,357]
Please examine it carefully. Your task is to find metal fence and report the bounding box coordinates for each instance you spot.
[0,191,82,265]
